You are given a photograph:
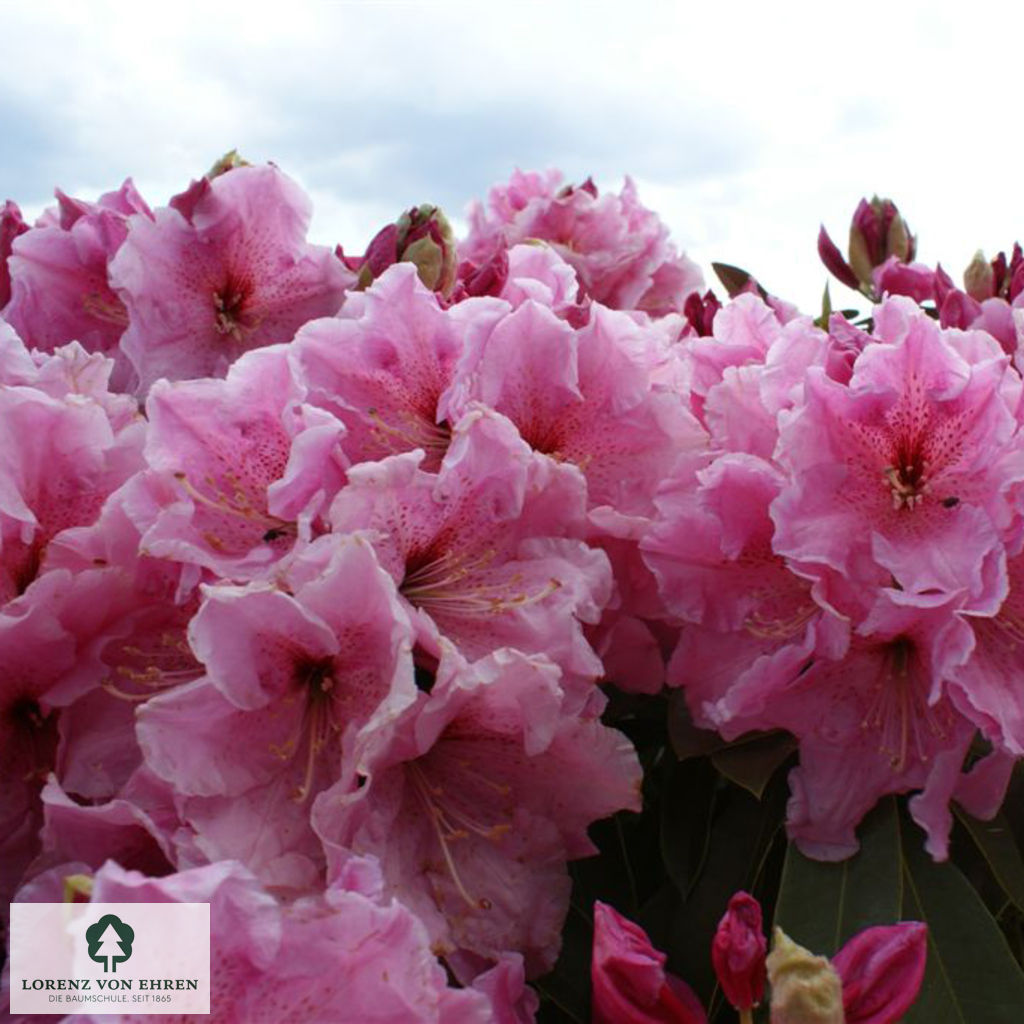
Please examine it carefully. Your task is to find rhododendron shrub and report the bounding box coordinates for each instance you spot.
[3,163,1023,1021]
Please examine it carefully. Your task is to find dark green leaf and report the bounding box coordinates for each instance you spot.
[774,797,902,956]
[902,815,1024,1023]
[814,282,832,330]
[667,775,788,1009]
[711,732,796,800]
[955,807,1024,916]
[666,690,725,760]
[534,897,591,1023]
[660,756,716,898]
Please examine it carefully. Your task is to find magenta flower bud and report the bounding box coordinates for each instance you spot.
[683,289,722,337]
[997,243,1024,301]
[456,246,510,299]
[592,901,708,1024]
[832,922,927,1024]
[556,176,599,200]
[847,196,915,292]
[358,222,400,283]
[939,288,982,330]
[711,891,767,1011]
[817,224,860,291]
[0,198,28,308]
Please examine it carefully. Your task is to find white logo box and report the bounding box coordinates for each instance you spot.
[10,902,210,1016]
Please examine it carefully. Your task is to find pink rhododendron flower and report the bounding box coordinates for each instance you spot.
[946,548,1024,755]
[739,596,979,860]
[685,293,831,447]
[109,164,351,393]
[137,536,418,888]
[645,451,848,719]
[0,601,77,906]
[292,263,462,471]
[443,298,704,517]
[35,777,174,878]
[137,344,347,580]
[591,901,707,1024]
[4,181,150,391]
[772,298,1024,610]
[491,243,582,318]
[316,649,642,976]
[41,470,203,709]
[0,369,144,605]
[462,169,702,316]
[58,857,506,1023]
[329,407,611,691]
[711,891,767,1011]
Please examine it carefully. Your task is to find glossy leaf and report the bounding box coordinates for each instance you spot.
[535,895,591,1023]
[954,807,1024,916]
[667,691,726,760]
[901,815,1024,1023]
[667,775,788,1010]
[660,756,717,899]
[711,732,796,800]
[774,797,902,956]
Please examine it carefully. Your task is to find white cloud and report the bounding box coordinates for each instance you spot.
[1,0,1021,308]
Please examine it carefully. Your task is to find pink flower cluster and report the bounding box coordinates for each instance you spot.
[0,161,706,1020]
[644,230,1024,859]
[0,159,1018,1018]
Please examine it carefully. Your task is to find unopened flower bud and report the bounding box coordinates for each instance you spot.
[592,901,708,1024]
[395,204,458,298]
[847,196,915,292]
[964,250,996,301]
[456,246,510,299]
[354,205,458,298]
[995,243,1024,301]
[766,928,844,1024]
[832,922,927,1024]
[683,289,722,337]
[711,891,767,1010]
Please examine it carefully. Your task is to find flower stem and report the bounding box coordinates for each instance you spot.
[739,1010,753,1024]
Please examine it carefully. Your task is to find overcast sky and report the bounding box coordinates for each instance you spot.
[2,1,1020,311]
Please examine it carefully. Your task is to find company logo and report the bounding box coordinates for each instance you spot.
[85,914,135,973]
[10,901,210,1015]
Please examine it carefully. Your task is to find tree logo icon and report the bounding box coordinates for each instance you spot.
[86,914,135,973]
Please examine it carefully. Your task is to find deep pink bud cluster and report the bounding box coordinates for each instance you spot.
[593,893,926,1024]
